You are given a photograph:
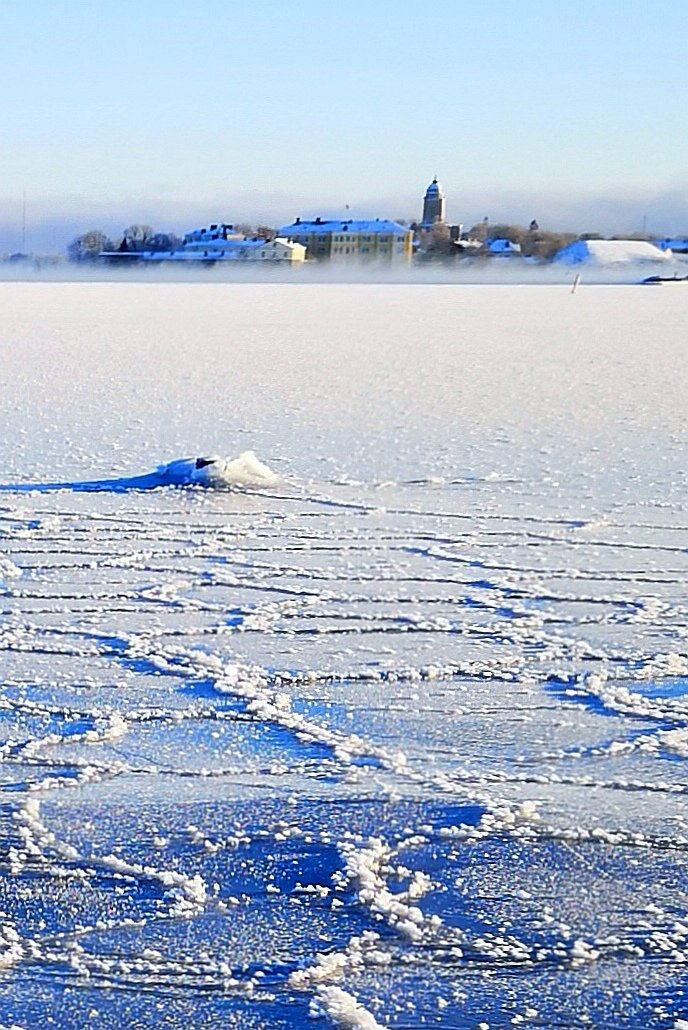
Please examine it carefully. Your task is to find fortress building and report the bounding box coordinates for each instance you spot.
[277,217,412,262]
[421,177,445,227]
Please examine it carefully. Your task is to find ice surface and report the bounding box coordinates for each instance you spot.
[0,283,687,1028]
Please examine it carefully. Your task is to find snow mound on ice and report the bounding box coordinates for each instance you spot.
[0,450,281,494]
[157,451,280,489]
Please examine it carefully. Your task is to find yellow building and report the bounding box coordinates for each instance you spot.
[277,217,413,262]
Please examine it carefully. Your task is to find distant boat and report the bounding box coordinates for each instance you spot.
[640,273,688,285]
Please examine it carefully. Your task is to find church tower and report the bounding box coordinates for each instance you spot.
[422,177,445,226]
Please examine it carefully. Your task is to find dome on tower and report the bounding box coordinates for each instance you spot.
[425,177,442,197]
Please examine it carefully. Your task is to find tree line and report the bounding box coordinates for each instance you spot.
[68,220,663,264]
[67,224,183,262]
[67,223,279,262]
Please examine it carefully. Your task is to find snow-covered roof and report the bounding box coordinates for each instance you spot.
[554,239,671,265]
[269,238,305,250]
[487,238,521,255]
[182,237,264,252]
[278,219,409,237]
[137,238,265,261]
[184,223,243,242]
[656,238,688,251]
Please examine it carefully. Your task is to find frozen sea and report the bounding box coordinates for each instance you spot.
[0,281,687,1028]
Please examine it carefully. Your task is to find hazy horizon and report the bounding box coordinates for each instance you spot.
[4,184,688,255]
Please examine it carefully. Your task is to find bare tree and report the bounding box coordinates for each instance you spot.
[467,221,490,242]
[67,229,114,262]
[148,232,182,252]
[521,231,577,261]
[485,223,528,244]
[122,224,155,251]
[611,232,655,242]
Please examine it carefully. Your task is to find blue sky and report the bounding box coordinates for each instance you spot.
[1,0,687,250]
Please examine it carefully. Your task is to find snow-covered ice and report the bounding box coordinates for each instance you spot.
[0,282,687,1028]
